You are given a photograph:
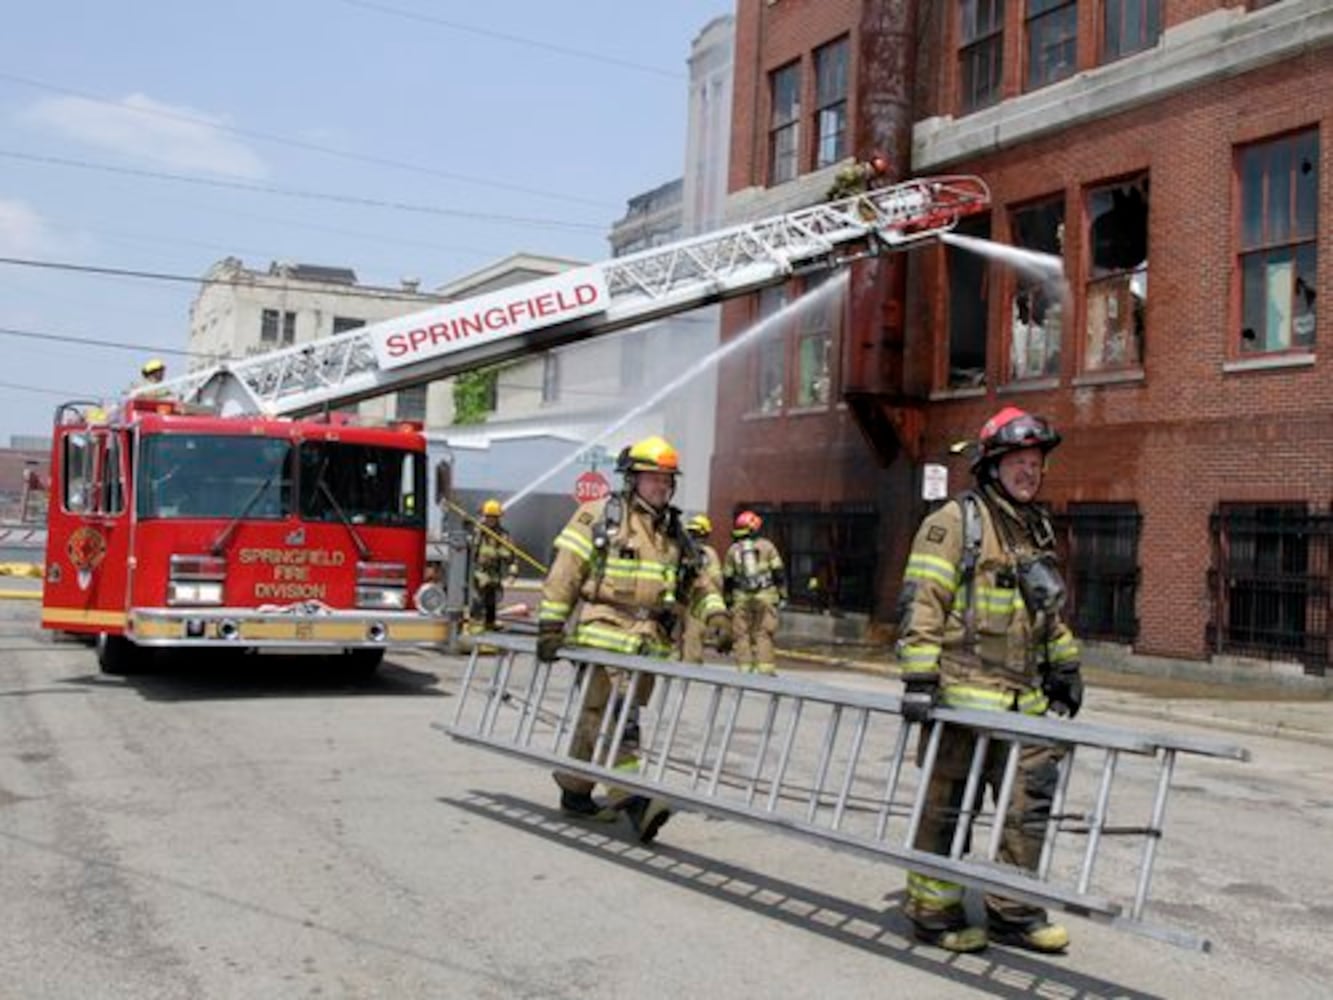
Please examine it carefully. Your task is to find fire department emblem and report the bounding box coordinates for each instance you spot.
[66,526,108,591]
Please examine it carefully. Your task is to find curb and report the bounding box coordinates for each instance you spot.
[0,589,40,601]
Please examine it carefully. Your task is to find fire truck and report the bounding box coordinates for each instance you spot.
[40,174,989,675]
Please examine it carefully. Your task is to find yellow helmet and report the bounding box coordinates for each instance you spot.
[686,513,712,536]
[481,498,503,517]
[141,358,165,377]
[616,435,680,476]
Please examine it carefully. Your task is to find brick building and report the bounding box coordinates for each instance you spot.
[712,0,1333,673]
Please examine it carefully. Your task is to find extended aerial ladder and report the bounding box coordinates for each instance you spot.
[139,176,989,417]
[445,634,1249,953]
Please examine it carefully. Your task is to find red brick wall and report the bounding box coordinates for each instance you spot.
[907,48,1333,660]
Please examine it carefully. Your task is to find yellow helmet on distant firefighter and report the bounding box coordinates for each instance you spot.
[480,498,503,517]
[141,358,166,381]
[616,435,680,477]
[686,513,712,537]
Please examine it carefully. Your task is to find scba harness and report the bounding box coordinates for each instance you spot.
[588,493,702,636]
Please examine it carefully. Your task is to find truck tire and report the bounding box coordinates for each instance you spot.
[97,633,144,675]
[340,648,385,680]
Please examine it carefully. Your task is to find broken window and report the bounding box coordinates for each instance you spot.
[1085,176,1148,371]
[947,214,991,388]
[1008,197,1065,381]
[959,0,1005,113]
[1102,0,1162,63]
[755,285,788,413]
[1239,130,1318,354]
[769,61,801,185]
[796,272,834,407]
[1026,0,1077,90]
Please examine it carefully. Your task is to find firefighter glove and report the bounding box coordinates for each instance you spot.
[536,622,564,663]
[705,615,733,654]
[901,675,939,725]
[1043,662,1084,719]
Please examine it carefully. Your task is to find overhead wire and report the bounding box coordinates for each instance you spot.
[0,70,617,209]
[0,149,607,232]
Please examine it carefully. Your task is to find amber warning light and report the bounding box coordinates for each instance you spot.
[370,266,609,371]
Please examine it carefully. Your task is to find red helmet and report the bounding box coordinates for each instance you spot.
[734,510,763,535]
[975,407,1061,468]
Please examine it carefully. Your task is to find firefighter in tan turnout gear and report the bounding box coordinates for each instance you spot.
[468,498,518,632]
[677,514,725,663]
[537,435,731,842]
[724,510,786,675]
[896,407,1082,955]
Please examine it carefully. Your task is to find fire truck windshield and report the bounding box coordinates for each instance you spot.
[298,441,424,528]
[138,435,292,520]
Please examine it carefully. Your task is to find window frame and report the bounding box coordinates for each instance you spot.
[1100,0,1162,64]
[958,0,1006,113]
[541,353,561,404]
[1234,128,1319,358]
[793,273,835,408]
[752,285,789,416]
[1082,172,1150,374]
[813,36,850,170]
[1025,0,1079,92]
[768,60,802,186]
[1006,194,1066,384]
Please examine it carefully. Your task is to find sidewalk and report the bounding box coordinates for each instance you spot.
[775,644,1333,749]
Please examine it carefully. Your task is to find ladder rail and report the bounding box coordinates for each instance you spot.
[144,177,989,417]
[444,633,1250,952]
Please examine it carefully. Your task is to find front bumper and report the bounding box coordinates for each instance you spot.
[127,605,449,649]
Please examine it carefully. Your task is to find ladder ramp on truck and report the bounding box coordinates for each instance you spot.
[136,177,989,418]
[444,634,1249,954]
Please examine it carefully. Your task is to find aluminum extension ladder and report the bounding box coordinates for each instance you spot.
[442,633,1249,952]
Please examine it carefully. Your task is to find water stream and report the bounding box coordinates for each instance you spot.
[939,231,1067,292]
[503,269,850,511]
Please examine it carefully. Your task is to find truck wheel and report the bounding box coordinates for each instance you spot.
[340,648,385,680]
[97,633,144,675]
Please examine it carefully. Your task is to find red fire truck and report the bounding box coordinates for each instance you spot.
[42,398,446,674]
[40,174,987,675]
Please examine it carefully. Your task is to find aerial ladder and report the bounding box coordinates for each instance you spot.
[139,176,989,416]
[141,177,1248,951]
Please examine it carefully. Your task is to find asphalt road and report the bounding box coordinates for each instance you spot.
[0,597,1329,999]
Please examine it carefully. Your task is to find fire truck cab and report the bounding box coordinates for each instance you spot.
[41,397,447,675]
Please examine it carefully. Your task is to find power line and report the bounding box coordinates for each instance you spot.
[335,0,683,80]
[0,254,451,302]
[0,325,203,359]
[0,379,96,399]
[0,149,606,232]
[0,71,616,210]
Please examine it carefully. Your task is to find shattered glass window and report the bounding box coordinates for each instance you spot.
[1008,197,1065,381]
[948,214,991,388]
[1085,176,1149,371]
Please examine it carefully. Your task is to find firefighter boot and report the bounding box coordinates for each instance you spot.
[912,922,989,954]
[559,789,618,823]
[989,917,1069,954]
[622,795,672,844]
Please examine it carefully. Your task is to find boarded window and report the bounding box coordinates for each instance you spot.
[769,62,801,185]
[1008,197,1065,381]
[1026,0,1077,90]
[948,214,991,388]
[959,0,1005,113]
[1056,503,1140,641]
[1238,130,1319,354]
[1085,176,1149,371]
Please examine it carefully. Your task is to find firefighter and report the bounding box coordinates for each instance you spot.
[468,498,518,632]
[677,513,725,663]
[536,435,731,842]
[825,150,892,202]
[896,406,1082,955]
[724,510,786,676]
[141,358,166,384]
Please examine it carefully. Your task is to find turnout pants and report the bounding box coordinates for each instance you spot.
[554,662,657,803]
[904,723,1060,930]
[732,596,778,675]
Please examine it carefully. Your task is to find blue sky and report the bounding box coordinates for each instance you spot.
[0,0,730,442]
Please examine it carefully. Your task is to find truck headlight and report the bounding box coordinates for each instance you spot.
[356,586,407,611]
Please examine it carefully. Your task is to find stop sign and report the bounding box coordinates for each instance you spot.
[574,470,610,503]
